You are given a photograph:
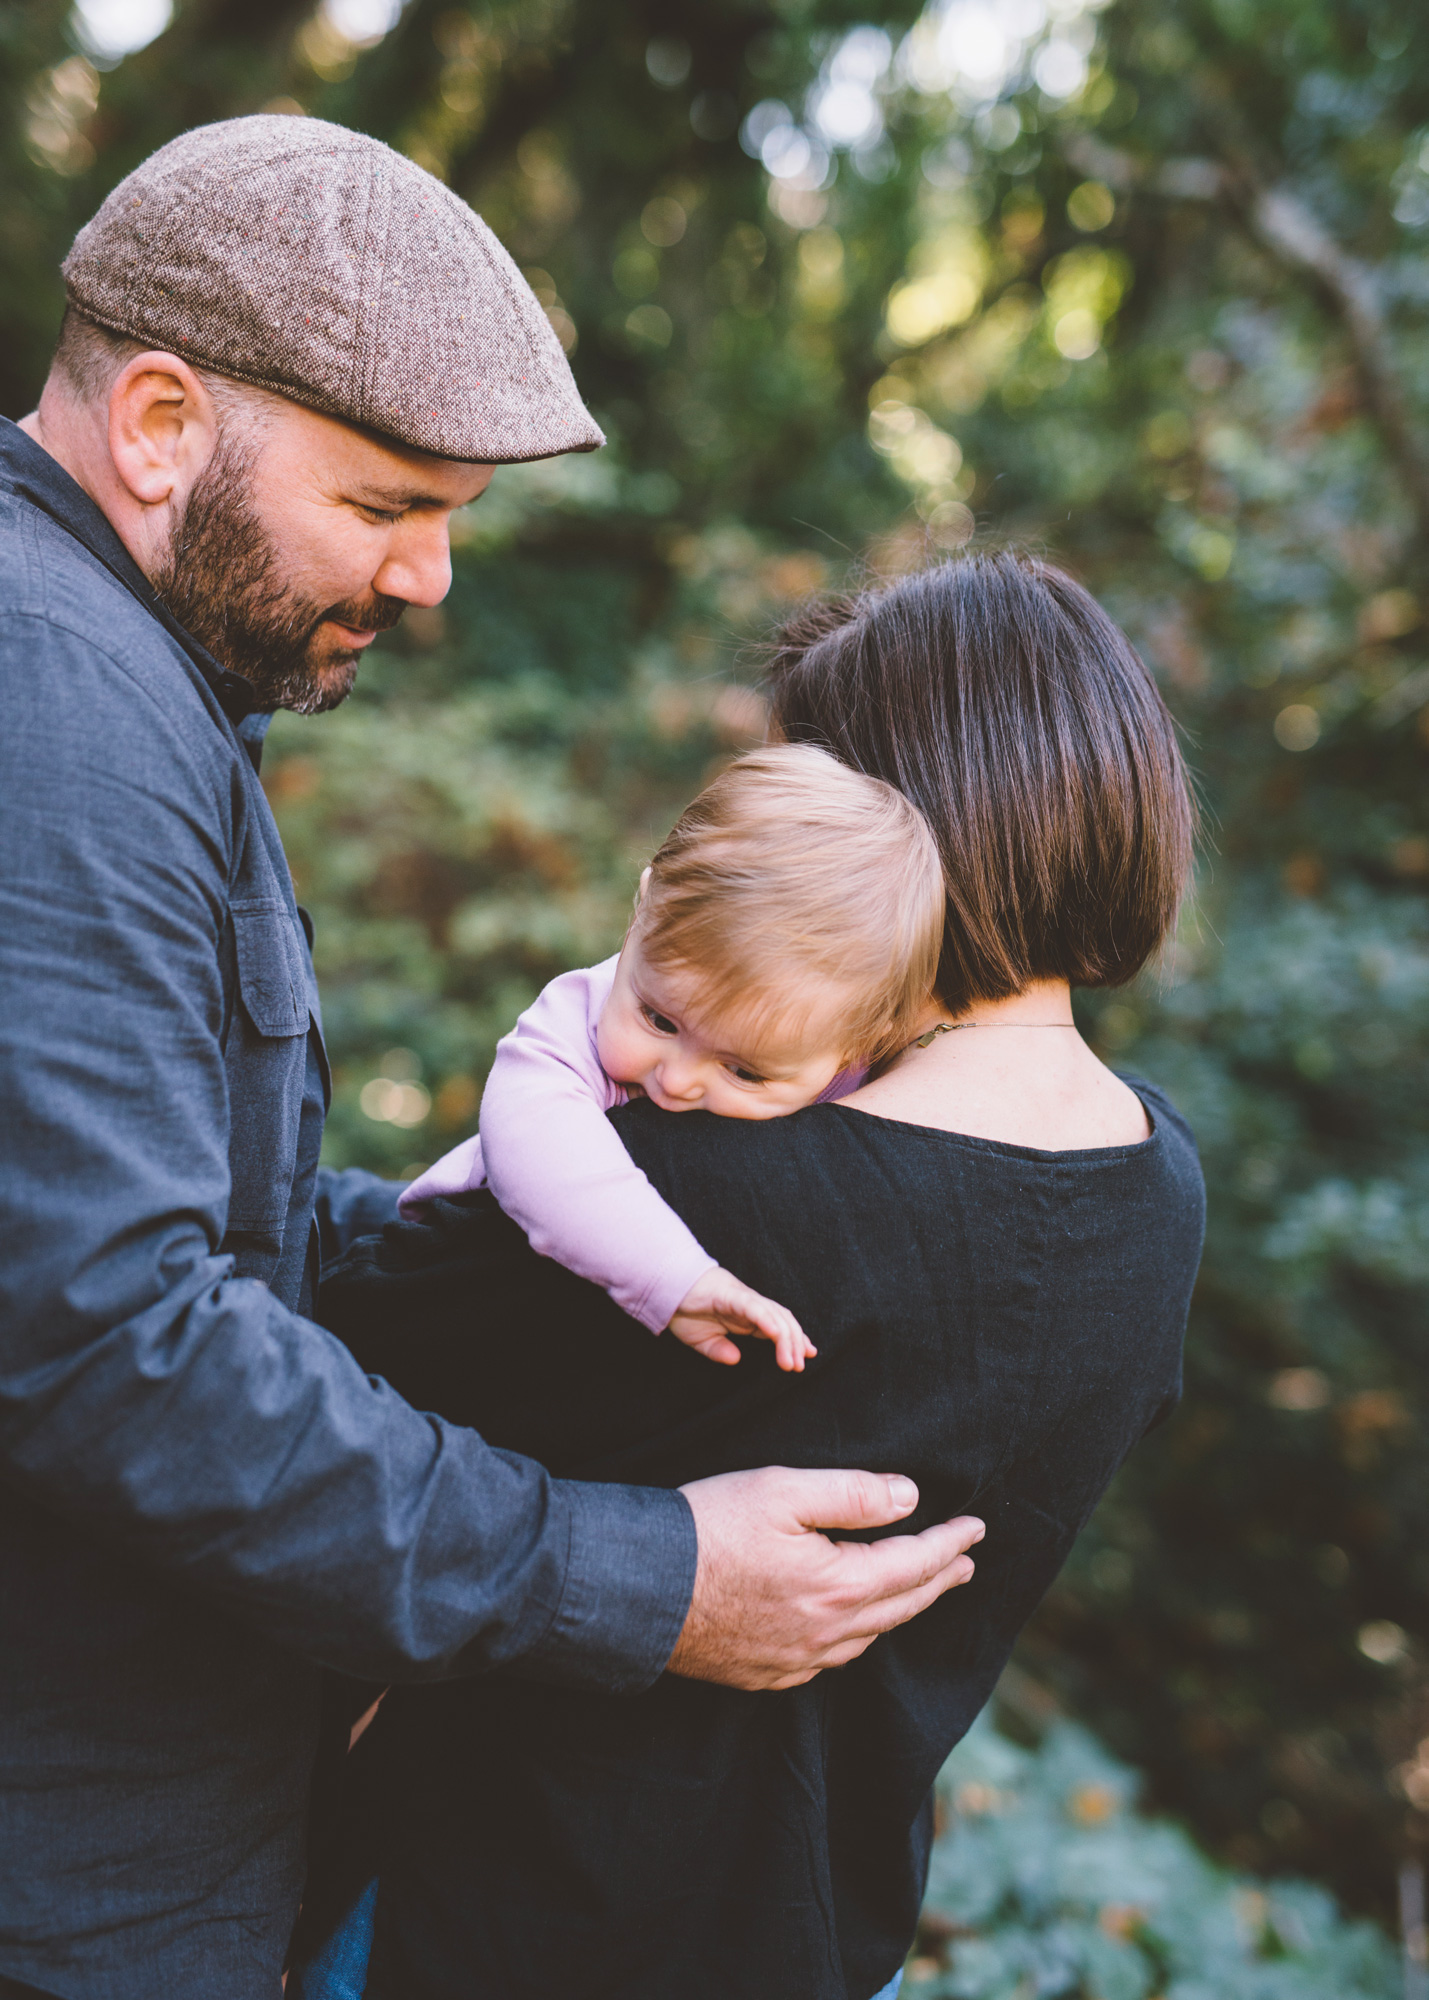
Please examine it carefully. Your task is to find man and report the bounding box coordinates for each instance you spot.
[0,117,983,1999]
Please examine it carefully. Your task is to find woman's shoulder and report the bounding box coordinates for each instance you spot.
[610,1074,1205,1261]
[1120,1074,1203,1172]
[608,1094,866,1176]
[1099,1074,1208,1251]
[611,1080,1199,1174]
[606,1098,893,1250]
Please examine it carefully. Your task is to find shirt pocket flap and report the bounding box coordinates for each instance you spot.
[232,901,309,1038]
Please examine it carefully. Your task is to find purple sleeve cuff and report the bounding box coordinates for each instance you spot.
[629,1247,721,1335]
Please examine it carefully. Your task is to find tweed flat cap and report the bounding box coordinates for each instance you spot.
[62,114,604,463]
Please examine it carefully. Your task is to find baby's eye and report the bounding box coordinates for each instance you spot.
[642,1005,679,1036]
[726,1064,766,1086]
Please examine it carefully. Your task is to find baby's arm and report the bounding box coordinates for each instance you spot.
[477,965,715,1334]
[473,964,809,1367]
[668,1268,812,1370]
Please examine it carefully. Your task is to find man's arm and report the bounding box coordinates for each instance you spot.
[315,1165,406,1263]
[0,614,693,1691]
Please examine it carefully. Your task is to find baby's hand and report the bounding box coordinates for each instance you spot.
[668,1269,817,1372]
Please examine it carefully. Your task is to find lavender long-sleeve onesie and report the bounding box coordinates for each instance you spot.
[401,953,866,1334]
[401,955,716,1332]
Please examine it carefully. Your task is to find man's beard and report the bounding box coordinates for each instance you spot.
[153,435,405,714]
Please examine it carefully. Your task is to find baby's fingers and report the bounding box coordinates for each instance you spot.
[677,1324,743,1366]
[774,1326,819,1372]
[743,1298,817,1373]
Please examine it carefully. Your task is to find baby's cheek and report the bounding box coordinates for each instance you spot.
[716,1089,815,1123]
[595,1013,646,1087]
[758,1077,841,1119]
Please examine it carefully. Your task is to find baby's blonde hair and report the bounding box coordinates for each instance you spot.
[636,743,945,1064]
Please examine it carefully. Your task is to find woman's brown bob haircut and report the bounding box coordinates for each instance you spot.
[767,550,1196,1016]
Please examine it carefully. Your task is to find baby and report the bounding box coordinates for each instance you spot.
[402,743,945,1368]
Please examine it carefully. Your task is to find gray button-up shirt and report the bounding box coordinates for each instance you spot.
[0,418,696,1998]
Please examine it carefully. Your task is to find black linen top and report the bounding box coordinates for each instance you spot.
[314,1081,1204,2000]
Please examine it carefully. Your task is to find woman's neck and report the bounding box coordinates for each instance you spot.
[903,980,1077,1041]
[844,980,1151,1152]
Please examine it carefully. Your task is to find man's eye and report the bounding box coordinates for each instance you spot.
[643,1007,678,1035]
[360,505,403,524]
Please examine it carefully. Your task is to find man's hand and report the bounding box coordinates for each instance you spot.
[668,1267,817,1372]
[667,1466,984,1691]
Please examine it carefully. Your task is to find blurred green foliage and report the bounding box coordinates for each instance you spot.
[914,1698,1399,1997]
[8,0,1429,1930]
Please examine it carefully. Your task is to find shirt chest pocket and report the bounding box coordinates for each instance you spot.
[224,900,311,1252]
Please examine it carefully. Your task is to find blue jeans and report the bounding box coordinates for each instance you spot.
[286,1878,376,2000]
[289,1886,904,2000]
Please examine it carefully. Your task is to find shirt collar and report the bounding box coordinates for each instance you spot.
[0,415,260,725]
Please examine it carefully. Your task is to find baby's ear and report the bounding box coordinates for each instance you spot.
[636,866,652,905]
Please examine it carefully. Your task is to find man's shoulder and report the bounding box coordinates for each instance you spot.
[0,492,235,764]
[0,498,250,859]
[1,491,198,686]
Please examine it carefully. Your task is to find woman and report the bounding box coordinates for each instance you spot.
[291,550,1205,2000]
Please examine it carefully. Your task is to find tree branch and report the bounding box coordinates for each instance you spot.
[1064,133,1429,551]
[1244,183,1429,548]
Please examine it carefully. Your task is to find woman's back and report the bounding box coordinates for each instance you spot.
[317,1081,1203,2000]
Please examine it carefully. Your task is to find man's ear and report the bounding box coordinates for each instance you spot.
[107,353,219,510]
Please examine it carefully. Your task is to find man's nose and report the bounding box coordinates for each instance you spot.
[373,516,453,609]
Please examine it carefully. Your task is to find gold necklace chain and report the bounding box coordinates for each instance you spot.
[912,1020,1077,1049]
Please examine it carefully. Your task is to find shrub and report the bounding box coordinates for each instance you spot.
[912,1713,1398,2000]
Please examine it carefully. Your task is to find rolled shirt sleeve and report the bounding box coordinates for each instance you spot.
[0,603,695,1693]
[529,1477,698,1688]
